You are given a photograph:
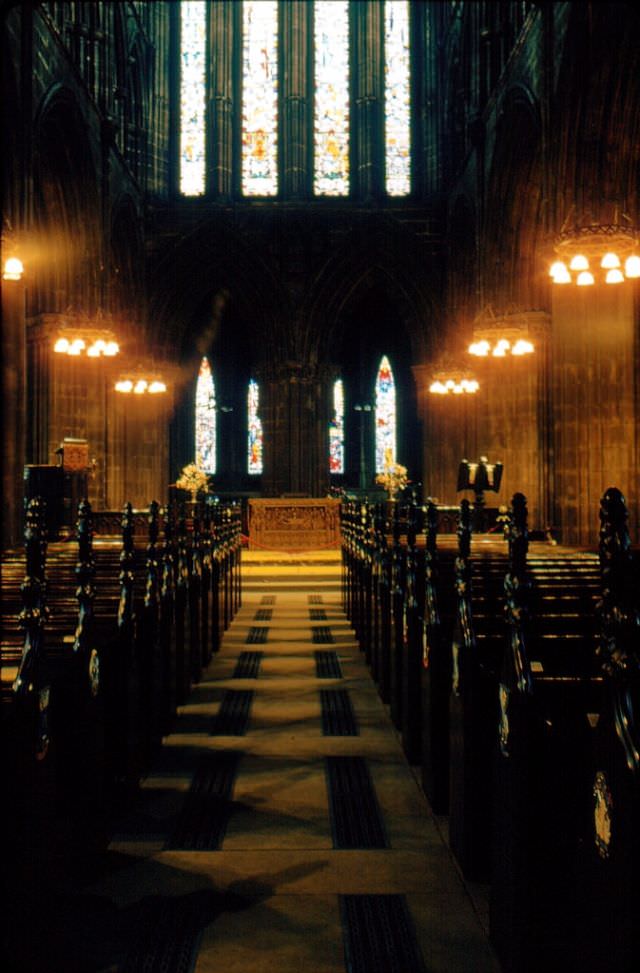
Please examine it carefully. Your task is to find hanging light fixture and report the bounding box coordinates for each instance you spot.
[428,354,479,395]
[549,224,640,285]
[51,309,120,357]
[114,365,168,395]
[468,307,546,358]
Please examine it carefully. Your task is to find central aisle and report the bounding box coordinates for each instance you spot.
[103,552,501,973]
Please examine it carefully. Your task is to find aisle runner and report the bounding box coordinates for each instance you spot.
[165,751,240,851]
[340,895,427,973]
[326,756,388,849]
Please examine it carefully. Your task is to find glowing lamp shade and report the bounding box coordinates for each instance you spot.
[54,337,70,353]
[134,380,148,394]
[469,339,490,356]
[576,270,595,286]
[148,381,167,394]
[570,254,589,272]
[605,268,624,284]
[115,379,133,393]
[549,261,568,278]
[512,339,534,355]
[601,252,621,269]
[3,256,24,280]
[624,255,640,278]
[551,263,571,284]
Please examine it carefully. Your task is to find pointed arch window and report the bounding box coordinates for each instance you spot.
[248,379,264,474]
[313,1,350,196]
[179,1,207,196]
[384,0,411,196]
[374,355,396,473]
[242,1,279,197]
[329,378,345,474]
[195,356,216,474]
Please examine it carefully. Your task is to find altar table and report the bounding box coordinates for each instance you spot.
[248,498,341,551]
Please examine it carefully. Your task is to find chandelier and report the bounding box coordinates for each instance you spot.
[549,224,640,286]
[114,364,168,395]
[468,306,544,358]
[51,309,120,357]
[428,355,479,395]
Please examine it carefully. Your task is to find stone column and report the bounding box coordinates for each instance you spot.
[281,1,311,198]
[209,0,235,197]
[352,0,383,200]
[258,360,333,498]
[552,286,638,546]
[1,272,26,549]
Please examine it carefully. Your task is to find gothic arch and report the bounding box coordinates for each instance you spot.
[307,215,437,365]
[483,85,544,308]
[32,85,101,314]
[149,216,290,364]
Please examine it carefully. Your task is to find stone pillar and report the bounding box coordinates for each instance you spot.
[552,286,639,546]
[352,0,383,200]
[1,273,26,549]
[414,311,551,527]
[209,0,235,197]
[282,1,311,198]
[258,360,333,498]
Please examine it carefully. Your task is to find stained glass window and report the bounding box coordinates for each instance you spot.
[314,1,350,196]
[242,1,278,196]
[329,379,345,474]
[179,1,207,196]
[195,356,216,474]
[248,379,264,474]
[375,355,396,473]
[384,1,411,196]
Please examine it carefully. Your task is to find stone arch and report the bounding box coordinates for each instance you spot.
[483,84,544,308]
[307,215,437,366]
[31,84,100,314]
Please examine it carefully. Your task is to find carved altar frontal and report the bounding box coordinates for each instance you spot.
[248,498,341,551]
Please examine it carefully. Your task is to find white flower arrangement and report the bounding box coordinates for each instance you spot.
[176,462,209,500]
[376,448,409,499]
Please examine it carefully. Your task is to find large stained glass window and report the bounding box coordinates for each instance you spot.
[242,1,278,196]
[314,1,350,196]
[329,379,345,474]
[180,1,207,196]
[195,356,216,473]
[248,379,264,474]
[385,1,411,196]
[375,355,396,473]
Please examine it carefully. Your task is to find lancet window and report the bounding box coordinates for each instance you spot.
[195,356,217,474]
[374,355,396,473]
[384,0,411,196]
[248,379,264,474]
[329,379,345,474]
[241,1,278,196]
[179,1,207,196]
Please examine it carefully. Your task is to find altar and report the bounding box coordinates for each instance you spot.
[248,498,341,551]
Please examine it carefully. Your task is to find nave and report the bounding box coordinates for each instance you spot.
[3,550,498,973]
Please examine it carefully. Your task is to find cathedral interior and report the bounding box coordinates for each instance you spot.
[2,3,640,972]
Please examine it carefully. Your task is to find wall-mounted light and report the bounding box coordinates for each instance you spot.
[3,257,24,281]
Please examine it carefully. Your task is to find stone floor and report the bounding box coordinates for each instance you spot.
[4,550,502,973]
